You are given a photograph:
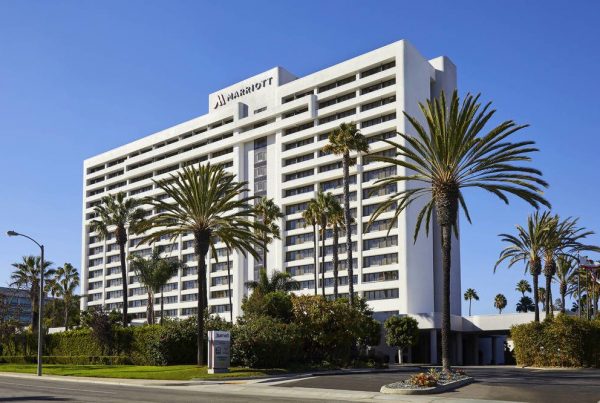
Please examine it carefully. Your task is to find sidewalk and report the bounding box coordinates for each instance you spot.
[0,371,520,402]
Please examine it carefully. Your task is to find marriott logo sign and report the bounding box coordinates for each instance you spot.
[213,77,274,109]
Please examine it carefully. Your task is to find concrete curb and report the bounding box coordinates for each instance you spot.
[380,377,474,395]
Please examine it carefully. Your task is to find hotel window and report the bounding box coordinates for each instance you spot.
[285,202,308,215]
[321,258,358,273]
[210,304,230,313]
[324,224,357,240]
[212,261,232,272]
[162,282,178,292]
[181,293,198,302]
[88,257,103,267]
[366,218,398,233]
[254,137,267,198]
[181,307,198,316]
[363,235,398,251]
[88,281,102,290]
[129,287,147,297]
[363,166,397,182]
[318,108,356,125]
[363,148,396,165]
[318,75,356,94]
[182,240,194,250]
[361,113,397,129]
[359,60,396,78]
[285,248,314,262]
[284,121,315,136]
[155,295,178,305]
[129,185,152,196]
[286,232,314,246]
[284,152,314,166]
[299,280,316,290]
[361,95,396,112]
[285,217,306,231]
[284,137,314,151]
[88,164,105,174]
[283,107,308,119]
[318,275,358,288]
[210,290,231,299]
[212,147,233,158]
[183,266,198,277]
[363,288,399,301]
[363,183,397,199]
[320,175,356,192]
[106,278,123,287]
[366,130,396,145]
[318,91,356,109]
[182,280,198,290]
[286,264,315,276]
[282,89,314,104]
[363,253,398,268]
[128,299,147,308]
[156,164,180,175]
[322,241,357,257]
[107,302,124,310]
[88,292,102,301]
[130,173,153,183]
[211,275,233,286]
[284,168,314,182]
[254,106,267,114]
[360,78,396,95]
[362,201,397,217]
[89,269,103,279]
[284,184,314,198]
[87,188,104,197]
[106,290,123,300]
[89,246,103,256]
[159,309,178,317]
[107,157,126,167]
[88,176,104,185]
[107,181,126,191]
[129,275,140,285]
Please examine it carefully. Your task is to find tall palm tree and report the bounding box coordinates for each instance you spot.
[308,192,335,296]
[516,296,535,313]
[10,256,54,331]
[496,211,552,323]
[515,279,532,297]
[129,248,184,324]
[89,192,147,326]
[538,287,547,311]
[323,122,369,306]
[302,204,319,295]
[245,268,300,294]
[328,198,346,300]
[141,163,264,366]
[254,197,283,271]
[463,288,479,316]
[368,90,549,371]
[555,255,575,314]
[49,263,80,329]
[494,294,507,314]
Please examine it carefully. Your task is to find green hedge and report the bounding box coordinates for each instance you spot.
[0,356,132,365]
[511,315,600,368]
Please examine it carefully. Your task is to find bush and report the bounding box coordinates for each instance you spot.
[511,314,600,368]
[0,355,132,365]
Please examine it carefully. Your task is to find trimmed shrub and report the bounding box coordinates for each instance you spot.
[511,314,600,368]
[0,355,131,365]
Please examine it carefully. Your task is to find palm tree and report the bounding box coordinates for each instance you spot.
[141,163,264,365]
[49,263,80,329]
[516,296,535,313]
[323,122,369,306]
[129,248,184,324]
[463,288,479,316]
[515,279,532,297]
[254,197,283,271]
[10,255,54,331]
[368,90,549,371]
[538,287,547,312]
[328,198,346,300]
[302,204,319,295]
[89,192,147,326]
[496,211,552,323]
[308,192,335,296]
[245,267,300,294]
[494,294,507,314]
[555,255,574,314]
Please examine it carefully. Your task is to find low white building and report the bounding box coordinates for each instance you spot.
[81,39,464,362]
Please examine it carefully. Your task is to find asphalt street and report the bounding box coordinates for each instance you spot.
[279,366,600,403]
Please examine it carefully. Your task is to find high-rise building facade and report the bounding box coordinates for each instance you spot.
[81,40,461,324]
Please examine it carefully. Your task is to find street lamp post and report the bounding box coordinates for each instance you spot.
[7,230,45,376]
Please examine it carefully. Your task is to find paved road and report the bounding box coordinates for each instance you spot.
[0,376,330,403]
[278,366,600,403]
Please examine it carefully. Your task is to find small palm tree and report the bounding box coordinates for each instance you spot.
[328,198,346,300]
[245,267,300,294]
[494,294,507,314]
[302,204,319,295]
[129,248,184,324]
[463,288,479,316]
[10,255,55,331]
[323,122,369,306]
[49,263,80,329]
[538,287,547,311]
[516,296,535,312]
[141,163,265,365]
[308,192,335,296]
[89,192,147,326]
[368,90,549,371]
[515,279,532,297]
[254,197,283,271]
[555,255,575,314]
[496,211,552,323]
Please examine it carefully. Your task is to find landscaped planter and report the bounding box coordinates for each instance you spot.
[380,373,474,395]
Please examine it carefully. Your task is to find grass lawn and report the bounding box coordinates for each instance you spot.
[0,364,286,380]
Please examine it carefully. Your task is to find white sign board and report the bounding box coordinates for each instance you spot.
[207,330,231,374]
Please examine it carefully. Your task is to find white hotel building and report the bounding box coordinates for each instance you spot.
[82,40,468,362]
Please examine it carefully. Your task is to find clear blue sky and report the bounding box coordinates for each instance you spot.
[1,1,598,315]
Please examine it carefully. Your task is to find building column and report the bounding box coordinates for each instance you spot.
[430,329,438,364]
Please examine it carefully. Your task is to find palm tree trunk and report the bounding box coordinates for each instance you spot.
[321,228,326,296]
[343,152,354,306]
[160,285,164,324]
[195,231,210,366]
[532,271,540,322]
[118,239,129,327]
[64,296,69,330]
[227,248,233,322]
[545,274,552,316]
[312,225,318,296]
[560,282,566,314]
[468,299,472,316]
[440,223,452,371]
[333,224,339,300]
[262,238,267,272]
